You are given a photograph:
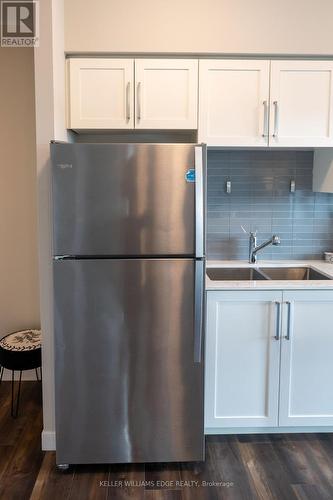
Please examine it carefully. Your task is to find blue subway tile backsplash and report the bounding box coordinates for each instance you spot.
[207,150,333,260]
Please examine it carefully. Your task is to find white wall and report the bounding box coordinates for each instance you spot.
[34,0,69,451]
[65,0,333,55]
[0,48,39,344]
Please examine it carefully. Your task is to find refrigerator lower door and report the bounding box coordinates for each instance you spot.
[54,258,204,464]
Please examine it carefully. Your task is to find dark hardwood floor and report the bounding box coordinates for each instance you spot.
[1,381,333,499]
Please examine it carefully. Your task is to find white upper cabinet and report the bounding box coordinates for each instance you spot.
[198,60,270,146]
[134,59,198,129]
[67,57,333,141]
[67,58,198,130]
[279,291,333,427]
[269,61,333,147]
[67,58,134,129]
[205,290,281,429]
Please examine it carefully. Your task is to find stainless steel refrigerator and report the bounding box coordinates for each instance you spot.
[51,142,206,466]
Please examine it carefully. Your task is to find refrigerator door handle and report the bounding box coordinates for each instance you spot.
[194,259,205,363]
[195,145,205,259]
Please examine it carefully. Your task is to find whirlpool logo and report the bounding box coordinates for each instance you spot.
[57,164,73,170]
[1,1,39,47]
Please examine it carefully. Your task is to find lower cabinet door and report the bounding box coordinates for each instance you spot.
[205,291,282,429]
[279,291,333,426]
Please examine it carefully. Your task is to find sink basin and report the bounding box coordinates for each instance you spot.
[259,267,331,280]
[206,268,267,281]
[206,266,332,281]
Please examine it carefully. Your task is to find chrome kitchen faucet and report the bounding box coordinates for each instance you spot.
[242,227,281,263]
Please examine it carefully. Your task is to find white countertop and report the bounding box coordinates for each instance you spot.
[206,260,333,290]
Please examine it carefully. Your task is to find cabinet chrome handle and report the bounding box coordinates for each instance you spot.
[137,82,142,121]
[262,100,269,137]
[285,301,293,340]
[274,301,281,340]
[272,101,279,137]
[126,82,131,121]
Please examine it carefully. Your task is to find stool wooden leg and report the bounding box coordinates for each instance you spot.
[12,371,22,419]
[35,368,39,381]
[0,366,4,385]
[11,370,15,417]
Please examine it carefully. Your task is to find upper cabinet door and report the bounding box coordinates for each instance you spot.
[198,60,270,146]
[269,61,333,147]
[134,59,198,129]
[67,58,134,129]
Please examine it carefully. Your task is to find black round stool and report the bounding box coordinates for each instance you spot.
[0,329,42,418]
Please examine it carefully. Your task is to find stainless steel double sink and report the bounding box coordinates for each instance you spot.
[206,266,331,281]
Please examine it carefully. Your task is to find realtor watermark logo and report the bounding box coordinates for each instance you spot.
[1,1,39,47]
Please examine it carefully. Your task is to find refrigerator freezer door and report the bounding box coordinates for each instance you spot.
[54,258,205,464]
[51,143,203,257]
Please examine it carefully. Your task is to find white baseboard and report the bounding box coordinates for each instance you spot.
[1,369,39,381]
[42,430,56,451]
[205,426,333,435]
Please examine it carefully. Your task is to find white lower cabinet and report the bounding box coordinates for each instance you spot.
[205,289,333,432]
[279,291,333,427]
[205,290,282,428]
